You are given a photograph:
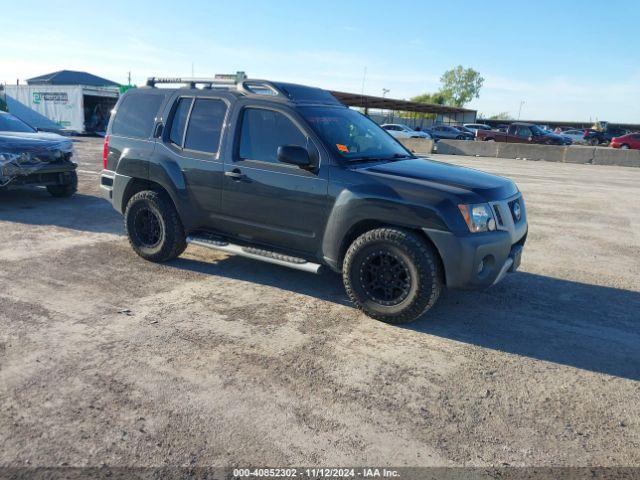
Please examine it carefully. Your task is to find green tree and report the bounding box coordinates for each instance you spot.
[410,92,447,105]
[488,111,512,120]
[438,66,484,107]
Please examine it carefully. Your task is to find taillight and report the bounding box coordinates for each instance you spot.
[102,135,110,170]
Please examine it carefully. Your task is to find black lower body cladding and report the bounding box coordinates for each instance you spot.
[342,228,442,324]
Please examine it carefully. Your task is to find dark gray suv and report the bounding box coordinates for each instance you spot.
[100,77,527,324]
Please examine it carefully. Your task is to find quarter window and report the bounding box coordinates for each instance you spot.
[183,99,227,154]
[169,97,192,146]
[112,93,164,139]
[239,108,307,164]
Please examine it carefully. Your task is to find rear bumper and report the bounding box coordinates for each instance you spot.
[100,169,132,214]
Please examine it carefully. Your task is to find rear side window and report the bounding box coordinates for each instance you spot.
[111,93,163,139]
[184,99,227,153]
[169,97,193,146]
[239,108,306,164]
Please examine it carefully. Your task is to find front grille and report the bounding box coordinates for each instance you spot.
[508,199,522,223]
[493,205,504,226]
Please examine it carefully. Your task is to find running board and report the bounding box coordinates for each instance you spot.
[186,235,322,274]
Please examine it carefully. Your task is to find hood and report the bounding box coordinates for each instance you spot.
[0,131,73,158]
[360,158,518,200]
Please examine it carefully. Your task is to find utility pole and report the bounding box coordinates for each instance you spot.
[518,100,525,120]
[127,71,131,86]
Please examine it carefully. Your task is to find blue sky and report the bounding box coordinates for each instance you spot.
[3,0,639,122]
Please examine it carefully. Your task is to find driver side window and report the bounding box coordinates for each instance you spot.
[516,126,531,138]
[239,108,307,164]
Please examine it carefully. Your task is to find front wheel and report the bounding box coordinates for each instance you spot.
[47,171,77,198]
[621,144,630,150]
[124,190,186,262]
[343,228,442,324]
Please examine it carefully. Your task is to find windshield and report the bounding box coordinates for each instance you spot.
[0,113,35,133]
[299,106,413,161]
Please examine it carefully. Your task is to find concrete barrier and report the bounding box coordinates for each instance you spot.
[563,146,596,164]
[593,148,640,167]
[431,139,640,168]
[435,139,498,157]
[398,138,434,155]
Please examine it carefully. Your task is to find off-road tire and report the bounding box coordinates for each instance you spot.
[343,228,442,324]
[47,171,78,198]
[124,190,186,263]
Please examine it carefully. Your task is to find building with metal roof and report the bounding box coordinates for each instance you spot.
[330,91,477,128]
[26,70,120,87]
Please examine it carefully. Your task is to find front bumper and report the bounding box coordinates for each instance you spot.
[424,193,528,289]
[0,162,76,189]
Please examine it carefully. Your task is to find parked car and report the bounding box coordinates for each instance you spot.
[476,122,568,145]
[381,123,432,140]
[538,126,573,145]
[100,77,527,324]
[610,133,640,150]
[584,127,628,146]
[0,111,77,196]
[425,124,474,141]
[464,123,492,133]
[560,129,588,145]
[452,125,476,136]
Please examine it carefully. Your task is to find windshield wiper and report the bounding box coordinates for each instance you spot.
[348,153,415,163]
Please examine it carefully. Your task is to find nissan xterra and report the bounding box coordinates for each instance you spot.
[100,77,527,324]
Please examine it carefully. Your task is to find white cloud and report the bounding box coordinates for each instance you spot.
[469,72,640,122]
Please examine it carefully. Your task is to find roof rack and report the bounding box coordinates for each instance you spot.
[145,73,288,99]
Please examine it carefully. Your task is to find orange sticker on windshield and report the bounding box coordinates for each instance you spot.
[336,144,349,153]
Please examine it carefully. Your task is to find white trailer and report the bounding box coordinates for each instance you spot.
[4,84,119,134]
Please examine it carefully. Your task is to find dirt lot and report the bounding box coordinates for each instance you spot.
[1,137,639,468]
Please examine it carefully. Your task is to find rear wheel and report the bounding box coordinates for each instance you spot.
[589,138,599,146]
[343,228,442,324]
[124,190,186,262]
[456,135,464,140]
[47,171,77,198]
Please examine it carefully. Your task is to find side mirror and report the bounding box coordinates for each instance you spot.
[277,145,311,169]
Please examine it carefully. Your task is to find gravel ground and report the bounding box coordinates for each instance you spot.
[1,137,639,468]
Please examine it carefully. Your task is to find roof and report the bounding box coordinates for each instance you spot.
[145,77,344,107]
[26,70,120,87]
[329,91,476,115]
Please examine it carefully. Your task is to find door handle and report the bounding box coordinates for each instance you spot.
[225,169,246,180]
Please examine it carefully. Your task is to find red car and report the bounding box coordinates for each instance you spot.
[610,133,640,150]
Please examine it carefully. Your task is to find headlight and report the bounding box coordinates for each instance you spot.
[458,203,496,233]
